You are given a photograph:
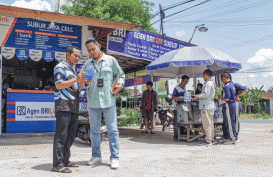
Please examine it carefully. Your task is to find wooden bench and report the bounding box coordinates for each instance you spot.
[177,122,223,142]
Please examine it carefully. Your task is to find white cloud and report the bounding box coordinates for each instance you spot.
[175,31,187,37]
[231,48,273,91]
[11,0,52,11]
[247,48,273,64]
[0,2,9,5]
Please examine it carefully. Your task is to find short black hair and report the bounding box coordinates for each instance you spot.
[203,69,212,77]
[85,37,99,46]
[221,72,231,79]
[66,46,80,55]
[182,75,189,80]
[146,81,153,87]
[197,83,203,87]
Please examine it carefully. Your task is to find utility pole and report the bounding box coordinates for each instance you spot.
[56,0,60,13]
[159,4,164,36]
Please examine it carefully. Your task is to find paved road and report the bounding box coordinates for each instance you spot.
[0,123,273,177]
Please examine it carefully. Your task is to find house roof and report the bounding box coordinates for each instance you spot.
[259,92,273,100]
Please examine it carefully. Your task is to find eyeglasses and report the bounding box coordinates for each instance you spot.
[72,53,80,58]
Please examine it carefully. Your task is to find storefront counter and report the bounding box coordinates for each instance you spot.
[5,89,56,133]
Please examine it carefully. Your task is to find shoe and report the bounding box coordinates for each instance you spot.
[173,137,178,142]
[212,141,215,145]
[224,140,236,145]
[217,137,228,142]
[236,137,239,142]
[199,141,212,146]
[142,131,148,134]
[87,157,102,166]
[111,159,119,169]
[150,130,155,134]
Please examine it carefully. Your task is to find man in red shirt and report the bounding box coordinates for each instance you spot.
[140,81,158,134]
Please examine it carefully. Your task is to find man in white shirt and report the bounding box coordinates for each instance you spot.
[192,69,215,146]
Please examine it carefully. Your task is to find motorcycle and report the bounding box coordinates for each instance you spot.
[158,104,174,131]
[77,110,107,144]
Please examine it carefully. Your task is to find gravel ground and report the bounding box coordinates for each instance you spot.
[0,122,273,177]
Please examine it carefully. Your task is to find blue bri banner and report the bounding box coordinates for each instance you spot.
[5,18,82,52]
[108,30,191,62]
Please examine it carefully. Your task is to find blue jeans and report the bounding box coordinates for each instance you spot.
[88,105,119,160]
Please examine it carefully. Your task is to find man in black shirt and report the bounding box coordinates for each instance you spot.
[52,46,87,173]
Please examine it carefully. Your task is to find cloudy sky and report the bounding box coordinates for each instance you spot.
[1,0,273,91]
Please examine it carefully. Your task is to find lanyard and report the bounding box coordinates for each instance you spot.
[92,61,103,77]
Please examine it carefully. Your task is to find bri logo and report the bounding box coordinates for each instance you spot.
[17,106,26,115]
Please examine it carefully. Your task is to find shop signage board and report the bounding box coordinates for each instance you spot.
[16,49,29,60]
[55,52,66,62]
[124,75,159,87]
[0,16,16,47]
[42,51,55,62]
[108,29,190,62]
[1,47,15,59]
[2,17,82,52]
[29,49,42,61]
[15,102,55,121]
[6,90,56,133]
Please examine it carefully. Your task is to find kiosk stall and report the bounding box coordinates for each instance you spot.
[0,5,139,134]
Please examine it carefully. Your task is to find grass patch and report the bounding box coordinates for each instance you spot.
[240,113,273,120]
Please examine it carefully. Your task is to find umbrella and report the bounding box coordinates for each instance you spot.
[146,46,242,78]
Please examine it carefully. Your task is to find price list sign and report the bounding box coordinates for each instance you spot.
[108,29,190,62]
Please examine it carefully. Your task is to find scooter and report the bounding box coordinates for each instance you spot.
[158,104,174,131]
[77,110,107,144]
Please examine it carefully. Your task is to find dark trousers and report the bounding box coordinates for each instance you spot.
[222,102,237,140]
[53,111,78,168]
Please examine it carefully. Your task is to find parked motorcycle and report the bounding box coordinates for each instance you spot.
[158,95,174,131]
[77,110,107,144]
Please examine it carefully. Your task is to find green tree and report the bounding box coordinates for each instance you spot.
[61,0,156,32]
[239,85,264,114]
[267,86,273,93]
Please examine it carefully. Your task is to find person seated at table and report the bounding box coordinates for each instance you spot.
[192,69,215,146]
[195,83,203,94]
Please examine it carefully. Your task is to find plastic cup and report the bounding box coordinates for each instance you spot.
[84,68,94,80]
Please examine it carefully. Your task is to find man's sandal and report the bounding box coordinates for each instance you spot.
[52,167,72,173]
[65,162,79,167]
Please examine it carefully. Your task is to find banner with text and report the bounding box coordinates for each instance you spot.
[108,29,190,62]
[3,17,82,52]
[15,102,55,121]
[124,75,159,87]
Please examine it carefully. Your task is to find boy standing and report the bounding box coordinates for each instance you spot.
[192,69,215,146]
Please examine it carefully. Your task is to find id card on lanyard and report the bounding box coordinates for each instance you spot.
[92,61,104,87]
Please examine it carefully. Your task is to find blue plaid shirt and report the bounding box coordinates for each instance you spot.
[81,53,125,108]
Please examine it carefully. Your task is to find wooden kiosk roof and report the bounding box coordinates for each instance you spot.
[0,5,139,31]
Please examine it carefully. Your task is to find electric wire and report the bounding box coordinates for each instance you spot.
[168,0,245,21]
[151,0,196,19]
[151,0,211,25]
[189,0,272,23]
